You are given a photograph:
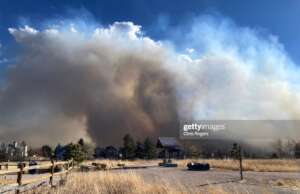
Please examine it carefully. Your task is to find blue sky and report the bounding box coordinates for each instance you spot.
[0,0,300,64]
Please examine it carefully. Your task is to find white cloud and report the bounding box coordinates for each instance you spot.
[44,28,59,35]
[93,21,141,40]
[70,23,77,33]
[8,25,39,42]
[111,21,141,39]
[186,48,194,54]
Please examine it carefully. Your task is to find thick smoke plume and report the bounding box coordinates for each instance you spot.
[1,16,300,146]
[0,22,179,146]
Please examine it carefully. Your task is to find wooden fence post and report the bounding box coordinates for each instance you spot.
[16,163,24,194]
[49,160,55,187]
[0,160,76,193]
[238,145,243,180]
[66,160,69,177]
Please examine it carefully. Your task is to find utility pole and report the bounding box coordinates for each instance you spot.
[238,145,243,180]
[232,143,243,180]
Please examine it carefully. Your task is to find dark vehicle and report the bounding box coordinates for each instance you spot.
[28,160,38,174]
[187,162,210,171]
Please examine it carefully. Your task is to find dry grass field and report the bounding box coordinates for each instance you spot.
[85,159,300,172]
[178,159,300,172]
[2,159,299,194]
[0,177,15,186]
[25,171,233,194]
[24,169,300,194]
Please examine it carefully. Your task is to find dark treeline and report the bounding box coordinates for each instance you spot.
[36,138,91,162]
[28,136,300,162]
[94,134,157,160]
[32,134,158,162]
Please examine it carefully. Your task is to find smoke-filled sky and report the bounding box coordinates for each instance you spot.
[0,1,300,146]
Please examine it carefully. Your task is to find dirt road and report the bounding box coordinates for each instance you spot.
[113,166,300,194]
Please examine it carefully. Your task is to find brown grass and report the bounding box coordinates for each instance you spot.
[271,178,300,189]
[24,170,286,194]
[25,171,239,194]
[3,159,299,193]
[26,172,187,194]
[177,159,300,172]
[88,159,300,172]
[0,177,15,185]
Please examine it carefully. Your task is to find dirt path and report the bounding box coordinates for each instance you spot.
[112,167,300,194]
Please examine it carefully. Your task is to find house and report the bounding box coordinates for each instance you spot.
[104,146,119,159]
[157,137,185,159]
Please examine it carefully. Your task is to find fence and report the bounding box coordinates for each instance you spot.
[0,159,74,193]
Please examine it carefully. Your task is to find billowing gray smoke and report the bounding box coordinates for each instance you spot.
[1,17,300,147]
[0,23,179,146]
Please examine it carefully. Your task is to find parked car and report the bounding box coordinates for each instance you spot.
[187,162,210,171]
[28,160,38,174]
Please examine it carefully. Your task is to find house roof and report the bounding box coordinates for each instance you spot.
[157,137,179,148]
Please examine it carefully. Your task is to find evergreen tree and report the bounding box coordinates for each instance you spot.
[78,138,85,147]
[135,141,145,159]
[54,144,63,159]
[41,145,53,158]
[64,143,86,162]
[78,138,89,158]
[122,134,136,159]
[143,137,156,159]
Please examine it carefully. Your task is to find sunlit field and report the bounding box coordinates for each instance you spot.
[24,171,237,194]
[2,159,294,194]
[83,159,300,172]
[24,170,300,194]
